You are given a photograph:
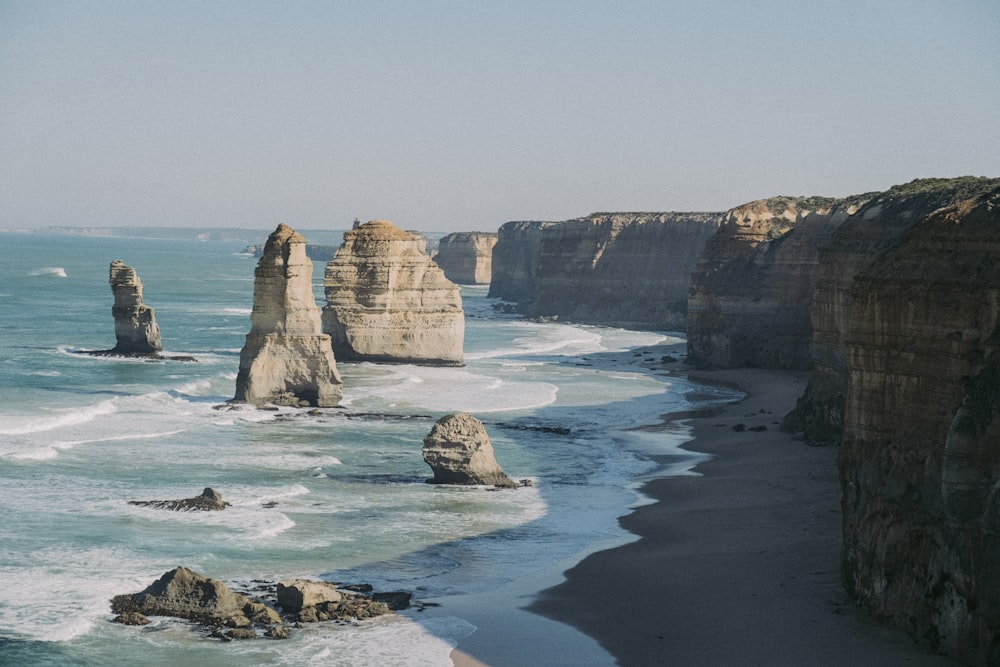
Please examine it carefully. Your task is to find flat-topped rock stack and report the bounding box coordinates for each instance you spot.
[322,219,464,365]
[433,232,497,284]
[233,224,342,407]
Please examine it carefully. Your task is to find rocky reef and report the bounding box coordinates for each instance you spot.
[422,412,517,488]
[111,567,392,640]
[322,219,464,365]
[490,213,721,329]
[128,487,231,511]
[108,260,162,354]
[233,224,343,407]
[835,182,1000,664]
[686,196,866,369]
[433,232,497,284]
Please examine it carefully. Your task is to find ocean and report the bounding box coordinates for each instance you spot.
[0,230,740,666]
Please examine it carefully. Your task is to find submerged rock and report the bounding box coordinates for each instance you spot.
[128,487,231,511]
[422,412,517,488]
[233,224,343,407]
[322,219,464,365]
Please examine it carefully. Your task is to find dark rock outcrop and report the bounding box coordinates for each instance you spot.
[422,412,517,488]
[322,220,464,365]
[233,224,343,407]
[686,196,868,369]
[128,487,231,511]
[490,213,721,329]
[109,260,162,354]
[111,568,394,640]
[433,232,497,285]
[836,184,1000,665]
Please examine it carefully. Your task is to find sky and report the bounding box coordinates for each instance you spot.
[2,1,999,233]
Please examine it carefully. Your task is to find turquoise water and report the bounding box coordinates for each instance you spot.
[0,231,738,665]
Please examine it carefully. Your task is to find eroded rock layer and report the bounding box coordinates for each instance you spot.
[434,232,497,284]
[785,177,998,443]
[492,213,721,329]
[234,224,342,407]
[322,219,464,365]
[837,184,1000,665]
[686,196,866,369]
[109,260,162,354]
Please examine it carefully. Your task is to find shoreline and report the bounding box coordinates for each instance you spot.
[522,368,960,666]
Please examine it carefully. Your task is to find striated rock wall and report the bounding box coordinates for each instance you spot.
[234,224,342,407]
[109,260,162,354]
[686,196,866,369]
[785,177,999,443]
[434,232,497,285]
[837,185,1000,664]
[322,220,464,365]
[487,220,557,303]
[492,213,721,329]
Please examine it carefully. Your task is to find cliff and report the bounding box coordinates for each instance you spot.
[837,184,1000,664]
[785,177,999,443]
[233,224,343,407]
[321,220,464,365]
[686,195,866,369]
[433,232,497,285]
[487,220,557,303]
[490,213,721,329]
[108,260,162,354]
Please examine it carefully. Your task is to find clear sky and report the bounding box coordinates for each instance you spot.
[2,1,998,232]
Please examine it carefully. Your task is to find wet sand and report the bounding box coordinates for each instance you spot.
[523,368,960,666]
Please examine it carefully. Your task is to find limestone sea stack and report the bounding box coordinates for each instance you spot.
[322,220,464,365]
[488,220,557,304]
[109,260,162,354]
[233,224,343,407]
[422,412,517,488]
[433,232,497,284]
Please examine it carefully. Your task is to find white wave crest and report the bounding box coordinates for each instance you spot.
[28,266,67,278]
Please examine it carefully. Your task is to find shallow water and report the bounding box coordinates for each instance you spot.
[0,231,739,665]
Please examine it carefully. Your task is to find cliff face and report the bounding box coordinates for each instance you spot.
[234,224,343,407]
[109,260,162,354]
[686,196,865,369]
[322,220,464,365]
[838,186,1000,664]
[490,213,720,329]
[487,220,557,303]
[785,177,999,443]
[434,232,497,285]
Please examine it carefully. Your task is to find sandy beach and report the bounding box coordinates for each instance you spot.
[519,368,961,667]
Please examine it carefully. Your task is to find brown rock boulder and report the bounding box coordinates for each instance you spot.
[422,412,517,488]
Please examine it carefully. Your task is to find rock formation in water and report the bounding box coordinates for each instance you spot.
[128,487,231,511]
[433,232,497,284]
[422,412,517,488]
[487,220,558,304]
[109,260,162,354]
[490,213,721,329]
[835,182,1000,665]
[686,196,868,369]
[783,177,998,443]
[110,567,392,639]
[322,219,464,365]
[233,224,343,407]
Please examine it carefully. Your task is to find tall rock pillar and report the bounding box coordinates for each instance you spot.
[234,224,343,407]
[109,260,162,354]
